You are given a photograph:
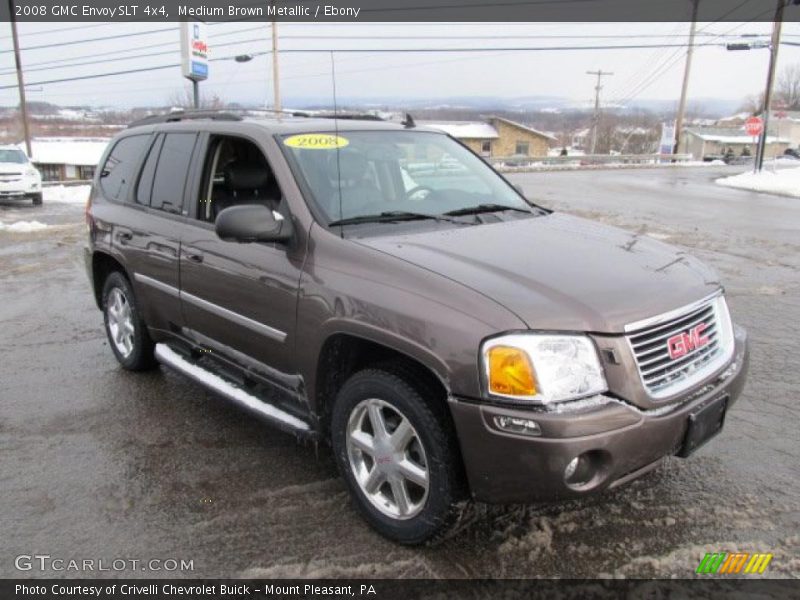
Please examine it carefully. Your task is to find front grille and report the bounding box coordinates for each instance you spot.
[626,294,733,399]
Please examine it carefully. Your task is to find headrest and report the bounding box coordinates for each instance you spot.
[327,149,369,183]
[224,161,270,190]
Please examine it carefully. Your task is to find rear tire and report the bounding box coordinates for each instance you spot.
[31,193,42,206]
[101,271,156,371]
[331,367,468,545]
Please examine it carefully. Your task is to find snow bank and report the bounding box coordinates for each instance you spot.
[0,220,49,232]
[43,184,90,205]
[716,166,800,197]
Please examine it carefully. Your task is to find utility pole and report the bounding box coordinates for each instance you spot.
[674,0,699,155]
[587,70,613,154]
[8,0,32,157]
[271,21,281,112]
[755,0,785,173]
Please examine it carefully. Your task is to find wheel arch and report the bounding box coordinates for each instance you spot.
[91,251,131,309]
[312,330,453,438]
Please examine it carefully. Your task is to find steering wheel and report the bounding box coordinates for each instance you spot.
[406,186,434,202]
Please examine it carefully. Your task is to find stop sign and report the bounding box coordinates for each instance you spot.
[745,116,763,136]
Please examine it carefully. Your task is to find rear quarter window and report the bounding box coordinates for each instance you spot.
[99,135,150,202]
[149,133,197,214]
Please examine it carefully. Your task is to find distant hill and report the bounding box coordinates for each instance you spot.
[284,95,741,119]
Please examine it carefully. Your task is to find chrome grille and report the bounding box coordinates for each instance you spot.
[626,294,733,399]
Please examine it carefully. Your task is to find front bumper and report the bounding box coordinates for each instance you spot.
[450,325,749,504]
[0,180,40,198]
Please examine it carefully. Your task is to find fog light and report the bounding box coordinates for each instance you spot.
[564,450,610,490]
[493,415,541,436]
[565,457,579,480]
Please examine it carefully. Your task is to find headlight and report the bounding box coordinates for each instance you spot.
[481,334,607,404]
[25,168,39,179]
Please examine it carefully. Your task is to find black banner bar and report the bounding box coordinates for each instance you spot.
[0,0,798,23]
[1,579,797,600]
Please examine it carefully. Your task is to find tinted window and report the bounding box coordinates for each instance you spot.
[99,135,149,202]
[150,133,197,213]
[135,135,164,206]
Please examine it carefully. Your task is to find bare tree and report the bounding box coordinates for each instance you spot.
[738,93,764,115]
[166,86,226,110]
[776,64,800,110]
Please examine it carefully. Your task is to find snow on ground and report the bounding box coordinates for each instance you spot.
[0,220,49,232]
[43,184,90,205]
[716,165,800,197]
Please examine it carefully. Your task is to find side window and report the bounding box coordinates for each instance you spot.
[150,133,197,214]
[99,135,149,202]
[196,135,283,224]
[135,135,164,206]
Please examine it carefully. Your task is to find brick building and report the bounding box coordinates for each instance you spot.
[421,117,555,158]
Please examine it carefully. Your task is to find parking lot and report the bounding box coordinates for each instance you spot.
[1,165,798,579]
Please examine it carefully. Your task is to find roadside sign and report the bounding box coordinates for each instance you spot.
[659,121,675,161]
[180,22,208,81]
[744,116,763,137]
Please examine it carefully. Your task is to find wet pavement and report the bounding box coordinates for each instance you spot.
[1,167,798,580]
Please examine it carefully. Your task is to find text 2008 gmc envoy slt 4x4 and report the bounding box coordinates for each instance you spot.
[85,111,749,544]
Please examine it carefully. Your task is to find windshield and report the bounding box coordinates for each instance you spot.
[0,149,28,164]
[280,130,532,224]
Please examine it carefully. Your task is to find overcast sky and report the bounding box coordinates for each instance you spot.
[1,21,798,111]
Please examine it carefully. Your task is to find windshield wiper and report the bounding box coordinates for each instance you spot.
[443,203,532,217]
[328,211,458,227]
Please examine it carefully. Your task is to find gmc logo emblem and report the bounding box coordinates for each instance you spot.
[667,323,710,360]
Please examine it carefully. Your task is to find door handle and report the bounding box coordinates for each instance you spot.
[186,252,204,264]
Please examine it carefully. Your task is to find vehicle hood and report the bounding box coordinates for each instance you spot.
[355,213,721,333]
[0,163,27,174]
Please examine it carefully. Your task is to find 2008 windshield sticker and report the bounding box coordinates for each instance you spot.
[283,134,349,149]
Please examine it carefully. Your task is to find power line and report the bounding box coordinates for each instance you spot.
[610,15,775,108]
[0,41,747,91]
[0,26,177,54]
[2,29,771,78]
[607,0,772,106]
[0,29,273,77]
[0,22,112,42]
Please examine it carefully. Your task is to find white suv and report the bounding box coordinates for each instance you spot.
[0,146,42,205]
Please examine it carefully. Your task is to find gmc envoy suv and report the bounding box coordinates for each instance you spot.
[85,111,749,544]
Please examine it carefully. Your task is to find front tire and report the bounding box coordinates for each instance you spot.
[331,368,467,545]
[101,271,156,371]
[31,193,42,206]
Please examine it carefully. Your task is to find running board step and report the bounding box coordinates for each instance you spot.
[155,343,311,435]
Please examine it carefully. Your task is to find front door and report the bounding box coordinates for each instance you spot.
[178,133,304,377]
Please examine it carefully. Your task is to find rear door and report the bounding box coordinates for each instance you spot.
[123,131,199,334]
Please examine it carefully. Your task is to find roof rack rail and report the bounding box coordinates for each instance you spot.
[127,110,243,128]
[290,111,384,122]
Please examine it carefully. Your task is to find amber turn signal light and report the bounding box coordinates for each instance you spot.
[486,345,537,397]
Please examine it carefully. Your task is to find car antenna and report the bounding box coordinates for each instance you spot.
[402,113,416,128]
[330,51,344,239]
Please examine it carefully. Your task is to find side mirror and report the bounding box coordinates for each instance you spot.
[215,205,292,243]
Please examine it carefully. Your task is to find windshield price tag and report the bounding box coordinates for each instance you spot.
[284,134,349,150]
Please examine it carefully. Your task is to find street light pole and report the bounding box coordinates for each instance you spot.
[755,0,785,173]
[8,0,32,157]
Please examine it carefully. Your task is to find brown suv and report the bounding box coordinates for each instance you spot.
[85,111,749,544]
